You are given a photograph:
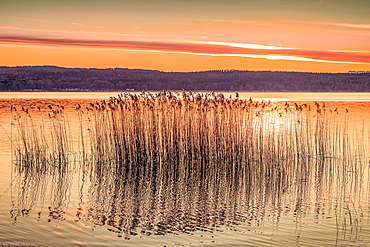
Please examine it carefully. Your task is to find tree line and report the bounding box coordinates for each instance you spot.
[1,66,369,92]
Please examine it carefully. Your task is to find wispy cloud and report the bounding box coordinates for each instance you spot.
[66,22,86,27]
[194,41,290,50]
[0,35,369,64]
[298,20,370,30]
[0,26,141,38]
[184,18,272,26]
[186,18,370,30]
[66,22,107,29]
[13,17,49,23]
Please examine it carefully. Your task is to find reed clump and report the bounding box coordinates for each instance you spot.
[73,91,366,237]
[82,91,359,180]
[12,104,72,171]
[11,91,367,237]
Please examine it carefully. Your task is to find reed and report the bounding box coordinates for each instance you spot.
[12,104,72,170]
[82,92,356,176]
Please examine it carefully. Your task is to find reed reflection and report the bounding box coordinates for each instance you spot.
[10,155,73,223]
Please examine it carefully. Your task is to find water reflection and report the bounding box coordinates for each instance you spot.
[10,145,367,242]
[82,156,289,238]
[11,159,73,223]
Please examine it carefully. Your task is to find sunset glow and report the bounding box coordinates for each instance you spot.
[1,0,369,72]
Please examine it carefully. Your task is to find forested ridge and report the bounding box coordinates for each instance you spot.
[1,66,369,92]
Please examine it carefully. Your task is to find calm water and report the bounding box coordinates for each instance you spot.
[0,92,370,246]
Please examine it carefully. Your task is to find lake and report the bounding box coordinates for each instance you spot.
[0,92,369,246]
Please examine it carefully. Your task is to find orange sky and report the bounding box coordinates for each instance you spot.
[1,0,369,72]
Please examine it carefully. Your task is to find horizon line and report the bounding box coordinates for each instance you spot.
[1,65,367,74]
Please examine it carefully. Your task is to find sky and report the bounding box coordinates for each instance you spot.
[0,0,370,72]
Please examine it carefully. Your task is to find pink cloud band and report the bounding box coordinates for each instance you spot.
[0,35,369,64]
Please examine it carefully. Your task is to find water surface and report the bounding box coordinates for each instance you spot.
[0,92,369,246]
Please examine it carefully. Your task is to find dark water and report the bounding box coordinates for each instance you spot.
[0,92,369,246]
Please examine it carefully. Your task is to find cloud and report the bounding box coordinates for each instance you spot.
[13,17,49,23]
[0,35,369,64]
[66,22,86,27]
[66,22,107,29]
[194,41,291,50]
[0,26,141,38]
[186,18,370,30]
[184,18,272,26]
[294,20,370,30]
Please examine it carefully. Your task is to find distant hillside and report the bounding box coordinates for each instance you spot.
[0,66,369,92]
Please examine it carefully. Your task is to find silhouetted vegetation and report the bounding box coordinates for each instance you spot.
[1,66,370,92]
